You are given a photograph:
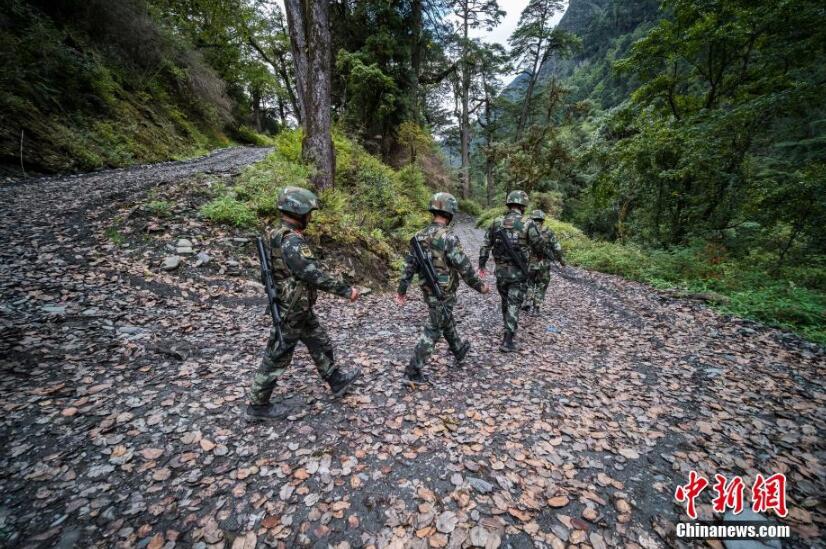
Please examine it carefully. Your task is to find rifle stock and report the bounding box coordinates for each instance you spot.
[410,236,449,317]
[256,236,285,349]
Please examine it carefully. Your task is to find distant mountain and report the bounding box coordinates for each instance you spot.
[505,0,661,109]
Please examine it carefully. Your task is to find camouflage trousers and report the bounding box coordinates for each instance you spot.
[249,311,335,405]
[527,269,551,310]
[406,296,464,375]
[496,278,528,335]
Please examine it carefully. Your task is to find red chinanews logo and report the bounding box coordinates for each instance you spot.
[674,471,788,519]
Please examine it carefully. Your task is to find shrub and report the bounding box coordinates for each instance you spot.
[459,198,483,216]
[146,200,172,218]
[235,126,276,146]
[202,129,430,274]
[200,195,256,227]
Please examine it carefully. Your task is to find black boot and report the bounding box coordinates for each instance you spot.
[246,402,290,421]
[405,370,430,385]
[404,359,430,385]
[499,332,517,353]
[326,367,362,397]
[453,340,471,365]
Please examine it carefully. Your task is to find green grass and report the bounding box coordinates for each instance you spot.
[146,200,173,218]
[105,226,126,246]
[201,129,432,278]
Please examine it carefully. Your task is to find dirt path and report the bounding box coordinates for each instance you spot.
[0,155,823,548]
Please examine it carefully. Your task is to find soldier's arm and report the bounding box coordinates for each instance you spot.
[397,249,418,295]
[548,229,565,267]
[478,222,494,270]
[281,235,352,298]
[547,229,564,262]
[446,235,484,292]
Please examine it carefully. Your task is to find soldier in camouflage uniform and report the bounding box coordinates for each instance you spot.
[396,192,490,384]
[247,187,362,420]
[478,190,546,352]
[525,210,565,315]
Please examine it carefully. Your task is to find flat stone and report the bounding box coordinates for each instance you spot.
[176,247,194,255]
[42,305,66,314]
[468,477,494,494]
[176,238,193,248]
[194,251,211,267]
[162,256,182,270]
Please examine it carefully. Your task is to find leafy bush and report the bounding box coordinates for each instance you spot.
[459,198,483,216]
[476,207,507,228]
[545,217,826,344]
[235,126,276,147]
[146,200,173,218]
[201,195,256,227]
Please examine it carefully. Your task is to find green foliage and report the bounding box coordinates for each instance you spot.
[146,200,173,218]
[105,226,126,246]
[549,218,826,344]
[459,198,483,216]
[0,0,232,173]
[397,122,436,163]
[203,129,430,268]
[476,207,507,228]
[200,195,257,228]
[235,126,276,147]
[528,191,563,217]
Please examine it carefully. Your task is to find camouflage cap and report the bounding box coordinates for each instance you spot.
[428,192,458,216]
[278,186,319,216]
[530,209,546,221]
[506,190,529,207]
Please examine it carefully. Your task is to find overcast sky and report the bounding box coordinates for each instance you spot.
[270,1,569,52]
[471,0,567,47]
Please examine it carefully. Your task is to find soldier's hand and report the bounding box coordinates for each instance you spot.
[479,268,488,278]
[349,287,361,302]
[480,283,491,294]
[395,293,406,307]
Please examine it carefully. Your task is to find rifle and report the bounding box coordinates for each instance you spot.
[410,236,450,318]
[496,227,529,277]
[256,236,285,349]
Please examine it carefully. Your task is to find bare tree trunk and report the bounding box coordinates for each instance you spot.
[485,157,494,206]
[460,9,471,198]
[251,88,263,132]
[285,0,335,188]
[410,0,423,124]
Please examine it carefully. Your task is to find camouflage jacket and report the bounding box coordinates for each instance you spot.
[479,208,545,281]
[266,219,351,315]
[529,227,563,272]
[398,222,484,298]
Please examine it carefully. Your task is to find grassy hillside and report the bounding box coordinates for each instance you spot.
[201,129,437,285]
[0,0,236,175]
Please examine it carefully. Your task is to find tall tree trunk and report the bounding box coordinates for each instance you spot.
[460,9,471,198]
[410,0,423,124]
[485,155,495,206]
[285,0,335,189]
[251,88,263,132]
[277,93,287,127]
